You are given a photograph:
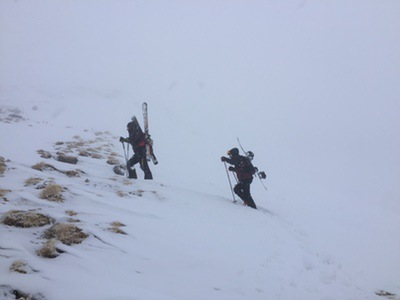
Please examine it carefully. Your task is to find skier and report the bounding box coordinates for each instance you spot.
[221,148,257,209]
[120,117,153,179]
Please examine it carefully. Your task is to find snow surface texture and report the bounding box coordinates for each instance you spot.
[1,1,400,300]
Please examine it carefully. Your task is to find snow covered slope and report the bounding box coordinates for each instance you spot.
[0,96,398,300]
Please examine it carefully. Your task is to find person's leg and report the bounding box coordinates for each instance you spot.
[127,155,140,179]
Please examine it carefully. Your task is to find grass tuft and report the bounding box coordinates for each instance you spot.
[39,184,64,202]
[43,223,88,245]
[2,210,53,228]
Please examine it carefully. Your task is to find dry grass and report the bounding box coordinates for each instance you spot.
[106,157,119,165]
[37,149,52,159]
[0,156,5,175]
[78,150,91,157]
[116,191,127,197]
[0,189,11,200]
[2,210,53,228]
[37,239,59,258]
[91,153,103,159]
[64,169,84,177]
[109,221,127,235]
[32,162,58,172]
[65,210,78,216]
[39,184,64,202]
[10,260,28,274]
[123,179,133,186]
[24,177,43,187]
[43,223,88,245]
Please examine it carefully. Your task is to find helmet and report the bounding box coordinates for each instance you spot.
[227,148,239,157]
[247,151,254,160]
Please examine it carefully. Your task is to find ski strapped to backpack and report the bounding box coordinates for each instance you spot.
[236,137,268,190]
[142,102,158,165]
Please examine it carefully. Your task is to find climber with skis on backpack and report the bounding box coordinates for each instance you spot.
[221,147,257,209]
[119,116,153,180]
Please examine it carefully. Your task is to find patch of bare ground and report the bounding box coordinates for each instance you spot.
[109,221,127,235]
[36,239,63,259]
[0,156,6,175]
[32,162,59,172]
[10,260,33,274]
[43,223,88,245]
[0,188,11,201]
[24,177,43,187]
[2,210,53,228]
[56,152,78,165]
[39,184,64,202]
[37,150,52,159]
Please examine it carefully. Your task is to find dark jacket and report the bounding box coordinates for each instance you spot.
[225,155,255,182]
[127,120,146,150]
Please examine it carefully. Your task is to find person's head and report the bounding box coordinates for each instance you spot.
[227,148,239,157]
[127,116,138,131]
[247,151,254,161]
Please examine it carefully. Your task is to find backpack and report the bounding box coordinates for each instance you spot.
[239,156,256,175]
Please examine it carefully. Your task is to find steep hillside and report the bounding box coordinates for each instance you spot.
[1,101,397,300]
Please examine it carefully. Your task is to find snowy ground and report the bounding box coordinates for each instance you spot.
[1,0,400,299]
[0,94,399,300]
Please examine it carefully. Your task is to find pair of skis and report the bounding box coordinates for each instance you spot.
[236,137,267,190]
[142,102,158,165]
[125,102,158,166]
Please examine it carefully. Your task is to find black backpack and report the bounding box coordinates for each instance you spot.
[240,156,256,175]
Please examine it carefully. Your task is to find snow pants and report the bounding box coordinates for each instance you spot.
[127,147,153,180]
[234,179,257,209]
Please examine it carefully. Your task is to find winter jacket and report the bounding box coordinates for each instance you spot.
[225,155,255,182]
[127,121,146,150]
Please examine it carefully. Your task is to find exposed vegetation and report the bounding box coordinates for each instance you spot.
[0,189,11,201]
[39,184,64,202]
[37,150,52,159]
[109,221,127,235]
[32,162,58,172]
[24,177,43,187]
[2,210,53,228]
[65,210,78,216]
[10,260,28,274]
[106,157,119,165]
[37,239,59,259]
[64,169,85,177]
[0,156,6,175]
[43,223,88,245]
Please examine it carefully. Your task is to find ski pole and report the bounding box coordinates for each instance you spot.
[223,162,236,203]
[121,141,129,178]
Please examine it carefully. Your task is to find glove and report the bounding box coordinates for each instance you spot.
[221,156,227,162]
[119,137,127,143]
[258,171,267,179]
[228,166,235,171]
